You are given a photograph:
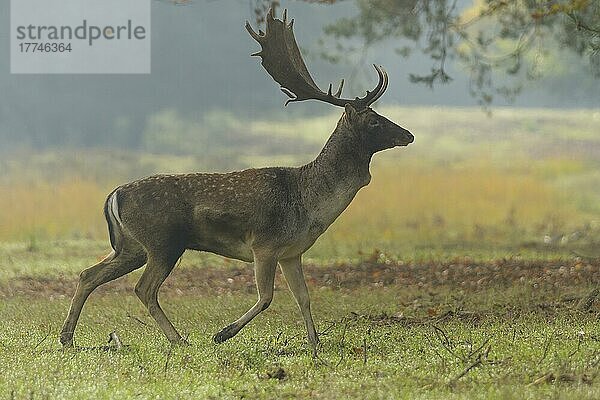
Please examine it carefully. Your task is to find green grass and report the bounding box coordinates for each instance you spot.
[1,106,600,398]
[1,286,599,399]
[0,239,592,283]
[1,242,599,399]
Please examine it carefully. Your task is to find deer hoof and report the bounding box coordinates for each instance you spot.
[60,342,74,350]
[60,334,74,348]
[213,324,237,343]
[171,338,189,346]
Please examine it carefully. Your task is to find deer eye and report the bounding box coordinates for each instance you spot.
[368,118,379,129]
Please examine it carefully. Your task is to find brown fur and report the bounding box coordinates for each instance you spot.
[60,105,413,351]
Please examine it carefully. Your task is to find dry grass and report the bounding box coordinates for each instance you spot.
[1,106,598,257]
[0,163,586,256]
[0,180,110,241]
[312,162,587,257]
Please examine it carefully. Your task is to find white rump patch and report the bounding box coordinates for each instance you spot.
[110,191,123,227]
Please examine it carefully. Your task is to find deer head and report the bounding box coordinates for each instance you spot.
[246,8,414,154]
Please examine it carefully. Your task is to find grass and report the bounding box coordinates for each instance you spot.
[1,159,596,260]
[1,281,599,399]
[1,106,599,258]
[1,106,600,398]
[0,238,592,283]
[1,241,600,399]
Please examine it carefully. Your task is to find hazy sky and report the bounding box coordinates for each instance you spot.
[1,0,598,150]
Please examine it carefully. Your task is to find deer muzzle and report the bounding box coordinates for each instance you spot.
[396,129,414,146]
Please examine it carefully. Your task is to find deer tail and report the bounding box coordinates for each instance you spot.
[104,188,124,255]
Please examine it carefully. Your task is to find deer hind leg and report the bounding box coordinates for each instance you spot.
[60,242,147,347]
[279,255,319,354]
[134,249,185,344]
[213,252,277,343]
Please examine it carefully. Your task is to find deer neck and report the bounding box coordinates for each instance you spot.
[299,119,372,232]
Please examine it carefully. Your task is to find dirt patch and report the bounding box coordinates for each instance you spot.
[1,256,599,299]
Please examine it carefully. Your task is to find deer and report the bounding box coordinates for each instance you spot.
[60,8,414,355]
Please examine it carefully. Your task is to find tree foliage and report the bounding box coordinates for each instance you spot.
[255,0,600,105]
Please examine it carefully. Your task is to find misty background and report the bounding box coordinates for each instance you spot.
[1,0,599,152]
[0,0,598,253]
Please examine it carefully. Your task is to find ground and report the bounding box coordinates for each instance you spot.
[1,243,599,399]
[1,107,599,398]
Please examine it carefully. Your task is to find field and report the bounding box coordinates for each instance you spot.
[1,106,599,399]
[2,244,600,399]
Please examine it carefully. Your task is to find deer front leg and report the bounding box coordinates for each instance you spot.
[279,255,319,355]
[213,252,277,343]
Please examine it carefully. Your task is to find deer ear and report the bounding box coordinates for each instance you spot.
[344,103,357,122]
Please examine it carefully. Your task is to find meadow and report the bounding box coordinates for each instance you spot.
[0,106,599,399]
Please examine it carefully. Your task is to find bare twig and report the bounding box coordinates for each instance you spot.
[538,333,553,364]
[424,332,446,364]
[467,337,491,359]
[432,325,451,348]
[108,331,123,349]
[568,331,585,358]
[447,345,490,386]
[127,313,149,326]
[33,327,50,350]
[318,320,337,336]
[529,372,555,386]
[335,318,350,368]
[433,325,464,362]
[164,345,173,374]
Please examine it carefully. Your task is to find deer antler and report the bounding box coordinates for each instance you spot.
[246,8,389,109]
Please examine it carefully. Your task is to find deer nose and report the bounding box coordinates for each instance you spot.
[404,130,414,144]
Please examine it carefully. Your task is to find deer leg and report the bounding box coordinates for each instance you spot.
[279,255,319,354]
[213,253,277,343]
[134,250,184,344]
[60,245,147,347]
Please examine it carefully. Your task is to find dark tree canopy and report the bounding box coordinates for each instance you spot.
[253,0,600,105]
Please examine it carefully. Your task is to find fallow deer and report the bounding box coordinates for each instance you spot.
[60,8,414,354]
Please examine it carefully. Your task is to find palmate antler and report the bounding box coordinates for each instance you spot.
[246,8,389,109]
